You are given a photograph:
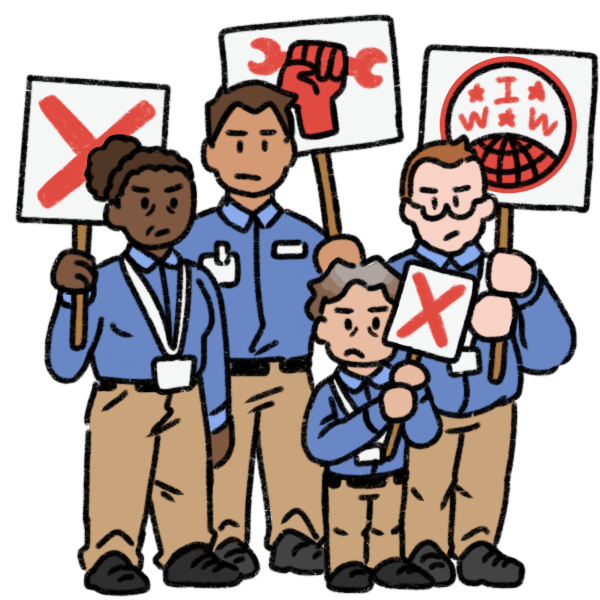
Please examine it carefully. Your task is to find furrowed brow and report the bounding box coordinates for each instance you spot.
[260,129,277,136]
[334,308,354,314]
[131,186,150,193]
[368,306,390,313]
[419,187,438,194]
[164,183,183,193]
[453,185,471,193]
[226,130,248,136]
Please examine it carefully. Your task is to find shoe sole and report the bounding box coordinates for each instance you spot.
[326,581,374,594]
[269,561,325,576]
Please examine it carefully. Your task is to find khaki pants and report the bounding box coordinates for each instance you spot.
[213,363,323,548]
[404,402,516,559]
[80,383,213,571]
[327,474,403,573]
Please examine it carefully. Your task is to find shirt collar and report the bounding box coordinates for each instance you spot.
[338,364,391,392]
[126,246,179,272]
[415,242,483,270]
[219,196,282,231]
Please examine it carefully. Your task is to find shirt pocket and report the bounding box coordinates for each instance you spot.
[271,240,308,260]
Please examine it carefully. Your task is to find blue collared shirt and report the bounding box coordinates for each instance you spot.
[47,247,230,432]
[388,243,576,416]
[176,197,324,360]
[304,365,441,476]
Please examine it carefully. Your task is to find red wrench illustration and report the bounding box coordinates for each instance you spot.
[249,37,388,89]
[277,40,349,139]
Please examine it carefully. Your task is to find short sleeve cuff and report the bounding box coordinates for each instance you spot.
[208,408,228,433]
[515,270,542,308]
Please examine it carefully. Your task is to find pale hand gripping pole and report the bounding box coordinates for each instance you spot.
[70,224,91,350]
[385,353,422,459]
[489,206,514,384]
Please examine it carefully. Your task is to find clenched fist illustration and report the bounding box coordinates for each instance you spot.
[278,40,349,139]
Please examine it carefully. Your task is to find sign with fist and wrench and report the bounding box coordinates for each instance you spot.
[219,15,402,155]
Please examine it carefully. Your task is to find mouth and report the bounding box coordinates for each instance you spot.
[344,349,365,358]
[443,230,460,241]
[235,173,262,181]
[155,228,170,238]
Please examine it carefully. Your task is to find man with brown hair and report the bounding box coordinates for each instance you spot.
[387,136,575,587]
[176,80,358,579]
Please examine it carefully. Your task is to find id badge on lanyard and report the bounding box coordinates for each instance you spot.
[125,259,195,393]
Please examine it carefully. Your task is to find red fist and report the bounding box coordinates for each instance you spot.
[278,40,348,139]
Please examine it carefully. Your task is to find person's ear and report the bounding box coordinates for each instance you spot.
[400,199,418,226]
[315,316,328,345]
[106,201,125,230]
[478,195,496,221]
[203,140,219,174]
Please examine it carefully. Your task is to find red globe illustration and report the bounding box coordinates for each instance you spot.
[471,133,558,189]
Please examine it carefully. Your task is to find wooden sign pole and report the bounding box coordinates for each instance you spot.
[489,206,514,383]
[70,223,92,350]
[312,151,342,238]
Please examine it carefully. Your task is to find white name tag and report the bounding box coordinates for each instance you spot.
[153,356,194,392]
[272,241,308,259]
[450,349,482,376]
[201,242,239,286]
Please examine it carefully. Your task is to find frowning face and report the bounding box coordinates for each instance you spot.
[402,161,495,253]
[107,169,195,250]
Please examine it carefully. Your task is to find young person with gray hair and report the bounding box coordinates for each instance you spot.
[303,257,442,593]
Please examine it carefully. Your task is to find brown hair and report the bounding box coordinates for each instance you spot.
[401,136,479,200]
[206,80,296,144]
[307,258,400,321]
[85,135,195,205]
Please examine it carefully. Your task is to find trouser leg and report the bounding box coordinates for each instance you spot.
[453,403,516,557]
[82,385,164,570]
[327,481,367,573]
[258,366,324,547]
[403,418,462,557]
[368,476,403,568]
[151,386,213,566]
[212,375,262,546]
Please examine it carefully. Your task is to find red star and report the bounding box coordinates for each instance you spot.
[528,80,545,101]
[498,108,516,127]
[468,83,485,102]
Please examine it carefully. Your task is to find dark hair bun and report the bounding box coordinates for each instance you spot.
[85,135,141,200]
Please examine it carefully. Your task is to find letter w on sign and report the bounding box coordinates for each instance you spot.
[386,264,475,361]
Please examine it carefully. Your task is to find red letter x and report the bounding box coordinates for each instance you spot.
[37,95,156,208]
[397,272,466,348]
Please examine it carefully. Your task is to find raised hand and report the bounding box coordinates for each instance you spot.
[51,249,97,294]
[278,40,349,139]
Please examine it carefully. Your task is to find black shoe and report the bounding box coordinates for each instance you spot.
[270,530,325,575]
[457,541,525,588]
[372,558,434,589]
[163,542,242,588]
[84,551,150,596]
[409,540,456,587]
[214,538,260,579]
[327,562,373,593]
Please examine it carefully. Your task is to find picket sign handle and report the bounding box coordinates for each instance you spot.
[489,206,514,383]
[385,352,422,458]
[70,224,91,350]
[312,151,342,238]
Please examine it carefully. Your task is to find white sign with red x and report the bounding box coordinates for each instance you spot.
[387,264,475,361]
[17,76,169,225]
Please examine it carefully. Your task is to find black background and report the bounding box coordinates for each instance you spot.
[8,2,599,597]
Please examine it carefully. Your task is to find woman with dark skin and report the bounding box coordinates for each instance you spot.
[47,135,238,594]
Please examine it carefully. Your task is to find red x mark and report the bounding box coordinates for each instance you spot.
[37,95,157,208]
[397,272,466,348]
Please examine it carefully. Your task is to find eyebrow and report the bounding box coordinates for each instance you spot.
[226,130,248,136]
[164,183,183,193]
[260,129,277,136]
[453,185,471,193]
[335,308,354,314]
[131,186,150,193]
[368,306,390,313]
[419,187,438,194]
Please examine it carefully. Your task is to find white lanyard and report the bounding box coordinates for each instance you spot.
[124,259,189,356]
[333,377,388,462]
